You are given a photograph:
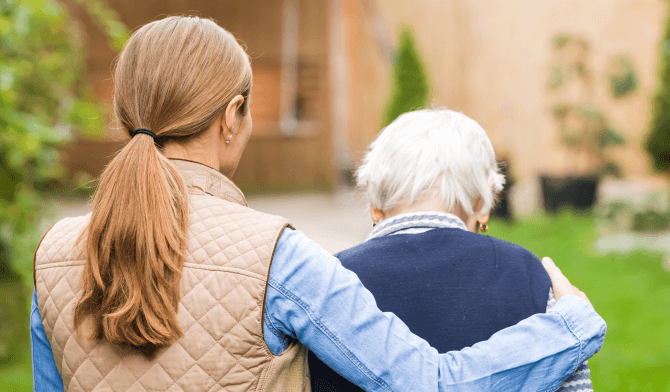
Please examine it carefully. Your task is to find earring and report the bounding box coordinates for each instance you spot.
[372,222,377,227]
[225,133,233,144]
[480,223,488,232]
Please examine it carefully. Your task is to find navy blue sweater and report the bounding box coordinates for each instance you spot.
[309,227,551,391]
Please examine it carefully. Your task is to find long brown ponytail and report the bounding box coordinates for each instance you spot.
[74,16,252,354]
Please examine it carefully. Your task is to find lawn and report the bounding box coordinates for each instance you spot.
[490,211,670,391]
[0,364,31,392]
[0,281,31,392]
[1,211,669,391]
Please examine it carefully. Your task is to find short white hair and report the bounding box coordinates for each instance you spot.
[357,108,505,216]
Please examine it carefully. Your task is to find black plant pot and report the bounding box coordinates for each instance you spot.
[492,162,514,220]
[540,175,599,212]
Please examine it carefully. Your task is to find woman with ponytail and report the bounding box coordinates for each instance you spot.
[31,16,605,392]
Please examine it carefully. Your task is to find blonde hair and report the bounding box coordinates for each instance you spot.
[357,108,505,216]
[74,16,251,355]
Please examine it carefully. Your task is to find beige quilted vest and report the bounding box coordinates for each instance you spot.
[34,159,310,392]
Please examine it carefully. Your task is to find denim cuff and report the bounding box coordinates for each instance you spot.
[550,295,607,365]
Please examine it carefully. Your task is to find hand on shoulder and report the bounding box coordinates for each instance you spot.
[541,257,593,307]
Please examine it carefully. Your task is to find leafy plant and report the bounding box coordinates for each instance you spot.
[609,55,638,98]
[550,103,625,176]
[631,210,670,232]
[0,0,128,284]
[547,66,566,91]
[547,34,627,177]
[597,196,670,234]
[552,34,572,50]
[0,0,128,368]
[382,29,429,127]
[547,36,590,91]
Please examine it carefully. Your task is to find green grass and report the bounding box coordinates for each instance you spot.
[2,211,669,391]
[0,280,31,392]
[0,364,31,392]
[490,211,670,391]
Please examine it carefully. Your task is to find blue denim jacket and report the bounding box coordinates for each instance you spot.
[32,227,606,391]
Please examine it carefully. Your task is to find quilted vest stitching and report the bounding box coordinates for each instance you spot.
[35,161,310,392]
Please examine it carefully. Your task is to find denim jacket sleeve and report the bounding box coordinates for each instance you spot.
[265,227,606,392]
[30,290,65,392]
[547,288,594,392]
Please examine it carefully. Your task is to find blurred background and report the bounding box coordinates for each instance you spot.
[1,0,670,390]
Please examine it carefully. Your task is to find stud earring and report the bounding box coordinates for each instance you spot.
[225,133,233,144]
[480,223,488,232]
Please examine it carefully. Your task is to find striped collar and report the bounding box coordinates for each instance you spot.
[367,211,468,241]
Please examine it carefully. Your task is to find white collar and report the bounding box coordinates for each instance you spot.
[367,211,468,240]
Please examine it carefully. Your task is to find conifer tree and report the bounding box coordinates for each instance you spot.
[382,29,429,127]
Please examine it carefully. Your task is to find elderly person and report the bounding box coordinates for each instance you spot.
[310,108,594,392]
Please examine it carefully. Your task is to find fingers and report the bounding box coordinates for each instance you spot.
[542,257,572,300]
[572,285,593,308]
[542,257,594,308]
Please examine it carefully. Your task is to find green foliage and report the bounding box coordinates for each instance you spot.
[597,190,670,233]
[547,35,590,91]
[548,34,628,177]
[609,55,638,98]
[382,29,429,127]
[550,101,626,176]
[70,0,129,52]
[631,209,670,232]
[547,66,565,90]
[552,34,571,50]
[490,212,670,391]
[598,127,626,149]
[646,9,670,173]
[0,0,128,285]
[0,0,127,368]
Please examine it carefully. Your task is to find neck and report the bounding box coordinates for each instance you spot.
[162,127,221,172]
[386,199,469,224]
[384,198,481,233]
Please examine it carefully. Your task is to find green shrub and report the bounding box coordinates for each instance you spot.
[646,8,670,172]
[0,0,128,285]
[0,0,127,370]
[382,29,429,127]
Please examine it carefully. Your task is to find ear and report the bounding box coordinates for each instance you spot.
[224,95,245,132]
[370,204,386,224]
[472,197,490,226]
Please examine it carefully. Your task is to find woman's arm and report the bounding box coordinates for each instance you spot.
[30,290,65,392]
[265,228,606,391]
[547,288,594,392]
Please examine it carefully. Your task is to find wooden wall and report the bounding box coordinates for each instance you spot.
[64,0,335,193]
[343,0,668,181]
[336,0,470,167]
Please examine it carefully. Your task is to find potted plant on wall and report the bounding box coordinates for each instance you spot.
[542,35,629,212]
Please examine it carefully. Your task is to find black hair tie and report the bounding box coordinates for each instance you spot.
[131,128,157,140]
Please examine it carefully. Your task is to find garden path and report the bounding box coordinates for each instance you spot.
[48,188,371,255]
